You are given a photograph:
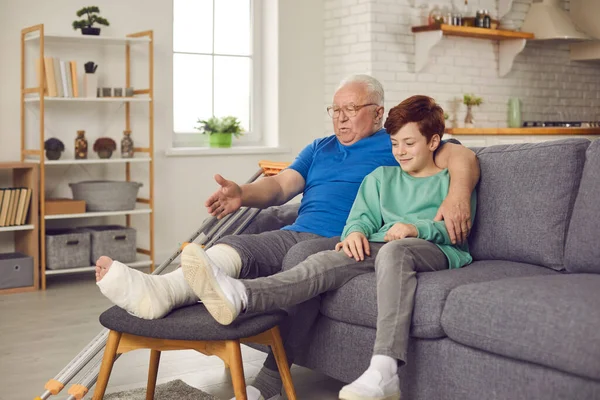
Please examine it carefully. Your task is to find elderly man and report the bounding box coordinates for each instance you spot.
[95,75,479,400]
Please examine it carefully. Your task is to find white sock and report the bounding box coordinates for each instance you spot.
[206,244,243,278]
[369,355,397,381]
[97,261,198,320]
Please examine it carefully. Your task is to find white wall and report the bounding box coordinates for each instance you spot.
[0,0,324,262]
[324,0,600,129]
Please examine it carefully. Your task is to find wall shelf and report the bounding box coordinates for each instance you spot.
[0,225,35,233]
[45,259,152,276]
[411,24,534,76]
[24,32,151,45]
[24,97,151,103]
[446,128,600,135]
[26,156,152,165]
[45,208,152,220]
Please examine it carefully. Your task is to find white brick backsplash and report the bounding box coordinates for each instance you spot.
[324,0,600,128]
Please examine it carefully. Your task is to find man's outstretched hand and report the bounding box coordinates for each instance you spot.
[434,194,472,245]
[205,174,243,219]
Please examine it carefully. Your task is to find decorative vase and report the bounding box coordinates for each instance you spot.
[121,130,134,158]
[46,150,62,160]
[97,150,113,159]
[508,97,522,128]
[81,27,101,36]
[464,105,475,128]
[209,133,233,148]
[75,130,88,159]
[84,73,98,98]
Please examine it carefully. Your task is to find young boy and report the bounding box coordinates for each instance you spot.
[179,95,477,400]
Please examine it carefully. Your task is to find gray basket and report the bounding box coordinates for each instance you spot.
[69,181,143,211]
[0,252,34,289]
[46,229,91,270]
[81,225,137,264]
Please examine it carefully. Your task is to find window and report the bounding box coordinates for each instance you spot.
[173,0,260,146]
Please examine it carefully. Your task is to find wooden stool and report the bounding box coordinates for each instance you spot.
[93,303,297,400]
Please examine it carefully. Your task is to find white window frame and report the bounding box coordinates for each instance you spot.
[172,0,263,148]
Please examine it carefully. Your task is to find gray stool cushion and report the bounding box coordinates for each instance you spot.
[99,303,287,341]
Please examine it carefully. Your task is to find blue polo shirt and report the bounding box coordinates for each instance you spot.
[282,129,397,237]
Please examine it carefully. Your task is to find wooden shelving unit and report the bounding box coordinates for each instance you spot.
[411,24,535,76]
[21,24,155,290]
[0,162,39,295]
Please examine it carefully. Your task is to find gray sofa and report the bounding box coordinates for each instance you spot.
[242,138,600,400]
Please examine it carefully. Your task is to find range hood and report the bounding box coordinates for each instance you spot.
[521,0,591,41]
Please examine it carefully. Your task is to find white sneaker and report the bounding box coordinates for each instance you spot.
[181,243,243,325]
[338,369,401,400]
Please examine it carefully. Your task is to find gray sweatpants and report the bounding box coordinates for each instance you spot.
[242,238,449,364]
[216,230,324,278]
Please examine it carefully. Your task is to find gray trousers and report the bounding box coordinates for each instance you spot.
[217,230,338,372]
[242,238,449,364]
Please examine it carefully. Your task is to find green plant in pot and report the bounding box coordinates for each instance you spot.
[195,116,244,148]
[463,94,483,128]
[93,137,117,159]
[72,6,110,36]
[44,138,65,160]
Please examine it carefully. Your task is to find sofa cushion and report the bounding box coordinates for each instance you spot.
[469,139,589,270]
[565,139,600,274]
[441,274,600,381]
[320,260,556,339]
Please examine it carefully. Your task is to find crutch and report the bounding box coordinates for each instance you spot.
[34,160,289,400]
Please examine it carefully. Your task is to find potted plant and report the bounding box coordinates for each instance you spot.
[93,137,117,159]
[44,138,65,160]
[195,116,244,148]
[72,6,110,36]
[463,94,483,128]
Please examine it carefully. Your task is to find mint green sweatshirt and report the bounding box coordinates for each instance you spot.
[340,166,476,269]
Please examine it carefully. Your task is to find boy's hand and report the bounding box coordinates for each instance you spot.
[384,223,418,242]
[335,232,370,261]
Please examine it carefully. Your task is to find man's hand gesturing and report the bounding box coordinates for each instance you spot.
[205,174,243,219]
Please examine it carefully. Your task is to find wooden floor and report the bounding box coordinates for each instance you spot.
[0,271,344,399]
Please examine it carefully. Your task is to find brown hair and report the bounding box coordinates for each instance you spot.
[384,95,445,142]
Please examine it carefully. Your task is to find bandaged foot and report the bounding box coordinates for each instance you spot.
[96,256,198,320]
[181,243,247,325]
[339,355,401,400]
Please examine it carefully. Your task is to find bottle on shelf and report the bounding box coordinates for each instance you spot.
[121,130,134,158]
[75,130,88,159]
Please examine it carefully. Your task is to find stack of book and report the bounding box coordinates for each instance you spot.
[37,57,80,98]
[0,188,33,227]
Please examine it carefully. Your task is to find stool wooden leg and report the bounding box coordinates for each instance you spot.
[146,350,161,400]
[226,340,247,400]
[269,326,297,400]
[92,330,122,400]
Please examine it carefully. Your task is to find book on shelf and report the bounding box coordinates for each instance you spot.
[0,188,32,227]
[38,57,79,98]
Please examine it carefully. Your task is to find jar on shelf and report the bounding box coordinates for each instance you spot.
[75,130,88,159]
[483,10,492,28]
[121,130,134,158]
[428,5,444,26]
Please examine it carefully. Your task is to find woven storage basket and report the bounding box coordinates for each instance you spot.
[46,229,91,270]
[70,181,142,211]
[80,225,137,264]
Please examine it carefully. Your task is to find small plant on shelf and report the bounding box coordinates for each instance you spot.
[93,137,117,159]
[463,94,483,128]
[72,6,110,36]
[195,116,244,148]
[44,138,65,160]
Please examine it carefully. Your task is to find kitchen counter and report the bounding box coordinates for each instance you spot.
[445,128,600,135]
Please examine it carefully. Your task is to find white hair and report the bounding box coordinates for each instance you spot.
[337,74,384,106]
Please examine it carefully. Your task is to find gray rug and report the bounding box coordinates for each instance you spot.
[104,379,219,399]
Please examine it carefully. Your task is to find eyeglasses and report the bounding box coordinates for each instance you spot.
[327,103,378,118]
